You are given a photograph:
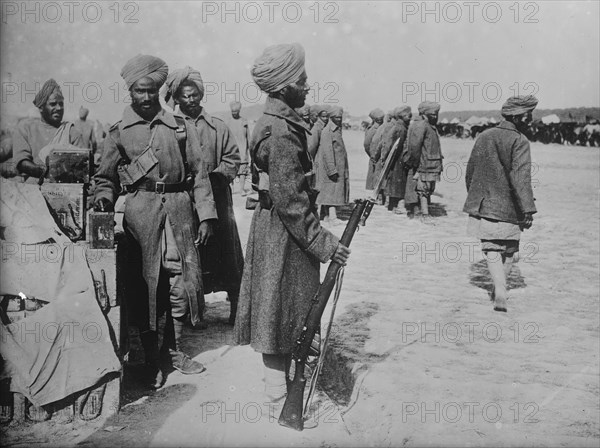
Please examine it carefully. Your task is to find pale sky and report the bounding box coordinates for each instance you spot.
[1,0,598,122]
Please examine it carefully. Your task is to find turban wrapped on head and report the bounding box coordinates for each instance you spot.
[418,101,441,115]
[121,54,169,90]
[369,108,385,120]
[329,106,343,118]
[314,104,329,115]
[297,105,309,115]
[392,106,411,117]
[501,95,538,116]
[230,101,242,112]
[164,66,204,106]
[33,79,62,108]
[251,43,305,93]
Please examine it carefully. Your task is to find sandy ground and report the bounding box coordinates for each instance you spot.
[2,130,599,447]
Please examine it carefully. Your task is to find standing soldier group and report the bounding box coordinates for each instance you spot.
[0,38,538,431]
[364,101,444,224]
[305,104,351,225]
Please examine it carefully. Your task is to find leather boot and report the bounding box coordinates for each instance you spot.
[140,330,165,389]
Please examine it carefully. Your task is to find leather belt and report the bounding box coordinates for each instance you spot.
[124,179,189,194]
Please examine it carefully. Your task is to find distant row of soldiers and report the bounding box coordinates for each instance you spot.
[364,102,444,224]
[296,104,350,225]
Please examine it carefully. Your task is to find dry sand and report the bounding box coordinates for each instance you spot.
[2,131,599,447]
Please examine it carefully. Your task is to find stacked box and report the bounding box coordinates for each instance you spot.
[40,183,86,241]
[87,212,115,249]
[47,149,92,183]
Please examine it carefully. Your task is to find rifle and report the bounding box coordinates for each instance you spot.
[278,137,402,431]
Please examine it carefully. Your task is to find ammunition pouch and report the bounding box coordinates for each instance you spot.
[117,145,158,186]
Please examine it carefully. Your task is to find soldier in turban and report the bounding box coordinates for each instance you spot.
[464,95,538,312]
[74,106,97,154]
[12,79,84,181]
[234,43,350,413]
[403,101,443,224]
[222,101,250,195]
[166,66,244,326]
[364,108,385,190]
[94,55,209,388]
[379,106,412,213]
[316,105,350,224]
[296,105,312,127]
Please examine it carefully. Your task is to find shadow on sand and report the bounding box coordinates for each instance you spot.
[469,258,527,299]
[78,383,197,448]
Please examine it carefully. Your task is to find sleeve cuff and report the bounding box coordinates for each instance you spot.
[195,200,218,221]
[306,227,339,263]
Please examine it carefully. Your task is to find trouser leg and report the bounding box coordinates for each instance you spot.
[484,251,508,311]
[262,354,289,401]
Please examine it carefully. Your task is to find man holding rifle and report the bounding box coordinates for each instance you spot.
[233,43,350,411]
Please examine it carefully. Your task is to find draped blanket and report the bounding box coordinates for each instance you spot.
[0,181,120,406]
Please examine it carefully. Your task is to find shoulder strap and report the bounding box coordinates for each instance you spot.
[174,116,189,176]
[108,121,131,164]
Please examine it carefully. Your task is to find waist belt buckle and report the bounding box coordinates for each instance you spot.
[155,181,166,194]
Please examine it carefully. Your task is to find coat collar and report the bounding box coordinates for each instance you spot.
[496,120,521,134]
[176,106,217,130]
[121,105,178,130]
[263,96,311,133]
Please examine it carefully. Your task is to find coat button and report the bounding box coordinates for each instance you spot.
[161,197,166,203]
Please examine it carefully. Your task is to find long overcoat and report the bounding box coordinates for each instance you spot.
[308,118,326,191]
[182,108,244,299]
[94,106,217,330]
[379,119,408,198]
[233,97,339,354]
[364,122,380,189]
[370,121,390,185]
[315,122,349,206]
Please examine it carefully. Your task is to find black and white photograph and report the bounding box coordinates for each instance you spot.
[0,1,599,446]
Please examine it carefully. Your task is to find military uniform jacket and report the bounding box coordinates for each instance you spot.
[406,116,443,174]
[233,96,339,354]
[94,106,217,330]
[463,120,537,224]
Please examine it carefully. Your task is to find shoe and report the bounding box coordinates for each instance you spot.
[394,207,404,215]
[170,350,206,375]
[420,214,435,226]
[493,296,507,312]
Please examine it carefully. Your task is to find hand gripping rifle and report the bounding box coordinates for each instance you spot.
[278,137,402,431]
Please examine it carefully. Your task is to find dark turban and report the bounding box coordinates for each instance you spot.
[501,95,538,116]
[33,79,62,108]
[393,106,411,117]
[230,101,242,112]
[329,106,343,118]
[164,66,204,105]
[251,43,305,93]
[121,54,169,90]
[418,101,441,115]
[369,108,385,120]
